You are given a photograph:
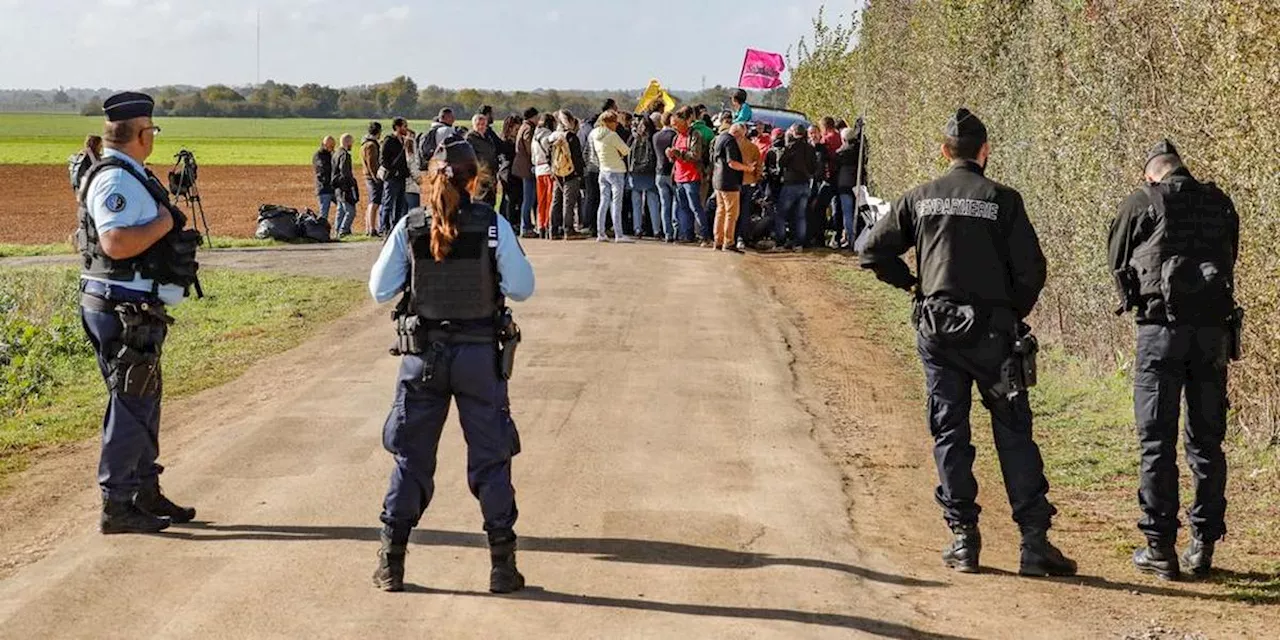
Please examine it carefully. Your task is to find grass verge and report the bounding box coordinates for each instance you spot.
[0,265,366,484]
[829,263,1280,603]
[0,235,376,258]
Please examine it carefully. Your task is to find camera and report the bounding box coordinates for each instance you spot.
[168,149,199,198]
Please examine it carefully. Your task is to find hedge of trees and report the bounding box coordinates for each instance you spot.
[789,3,1280,446]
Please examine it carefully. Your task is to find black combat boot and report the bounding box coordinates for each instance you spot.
[372,527,409,592]
[488,530,526,594]
[1019,528,1078,577]
[941,524,982,574]
[1132,540,1179,581]
[100,497,170,535]
[135,482,196,524]
[1181,536,1215,579]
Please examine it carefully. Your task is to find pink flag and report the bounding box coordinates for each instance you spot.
[739,48,785,90]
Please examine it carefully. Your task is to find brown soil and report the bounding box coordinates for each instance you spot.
[0,165,320,244]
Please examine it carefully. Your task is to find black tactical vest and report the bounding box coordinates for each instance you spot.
[75,157,202,294]
[405,204,502,322]
[1128,180,1236,324]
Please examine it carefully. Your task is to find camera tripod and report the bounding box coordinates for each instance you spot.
[169,149,215,249]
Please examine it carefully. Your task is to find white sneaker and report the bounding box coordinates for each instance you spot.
[614,236,636,244]
[596,236,609,242]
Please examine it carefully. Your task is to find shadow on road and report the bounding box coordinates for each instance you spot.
[399,585,977,640]
[980,566,1245,603]
[166,523,943,588]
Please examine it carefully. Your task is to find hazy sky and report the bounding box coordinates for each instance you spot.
[0,0,861,90]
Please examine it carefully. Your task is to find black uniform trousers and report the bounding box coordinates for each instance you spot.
[916,323,1056,530]
[380,342,521,535]
[1134,323,1229,544]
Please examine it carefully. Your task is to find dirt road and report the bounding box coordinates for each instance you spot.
[0,242,1272,638]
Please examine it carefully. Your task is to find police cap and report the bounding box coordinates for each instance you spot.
[1144,138,1180,169]
[103,91,155,122]
[943,108,987,143]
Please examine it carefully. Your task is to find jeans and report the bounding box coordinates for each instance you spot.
[674,181,705,242]
[916,311,1056,530]
[597,171,627,239]
[551,176,582,236]
[317,193,333,220]
[380,178,407,234]
[736,184,756,243]
[774,183,810,247]
[404,191,421,211]
[656,173,677,240]
[1134,323,1230,543]
[838,192,857,248]
[629,173,661,238]
[335,197,356,235]
[520,176,537,234]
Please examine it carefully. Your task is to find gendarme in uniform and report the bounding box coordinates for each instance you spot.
[1111,140,1240,581]
[78,91,202,535]
[858,108,1077,578]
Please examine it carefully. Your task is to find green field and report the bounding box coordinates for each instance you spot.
[0,114,387,165]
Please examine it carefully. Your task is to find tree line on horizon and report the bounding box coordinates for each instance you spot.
[0,77,789,120]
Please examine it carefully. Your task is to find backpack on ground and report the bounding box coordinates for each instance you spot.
[297,210,333,243]
[68,152,92,193]
[551,137,575,178]
[255,204,301,241]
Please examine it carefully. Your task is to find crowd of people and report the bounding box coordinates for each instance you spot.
[310,89,870,251]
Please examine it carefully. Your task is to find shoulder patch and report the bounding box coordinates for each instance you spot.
[105,193,127,213]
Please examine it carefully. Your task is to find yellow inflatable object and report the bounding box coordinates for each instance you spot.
[636,79,677,113]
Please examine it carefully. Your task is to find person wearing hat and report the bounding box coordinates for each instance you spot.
[367,133,535,594]
[858,108,1076,578]
[77,91,201,535]
[1109,139,1240,581]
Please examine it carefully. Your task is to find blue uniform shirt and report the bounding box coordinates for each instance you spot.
[369,209,535,305]
[82,148,186,306]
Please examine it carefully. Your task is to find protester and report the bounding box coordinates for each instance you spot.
[498,115,522,228]
[69,134,103,193]
[629,114,661,239]
[332,133,359,237]
[731,89,753,124]
[805,124,833,246]
[711,123,751,252]
[466,113,499,206]
[833,125,869,249]
[514,107,539,238]
[668,107,709,245]
[580,114,601,238]
[479,105,503,151]
[361,121,383,236]
[403,134,422,211]
[653,112,678,242]
[378,117,410,233]
[313,136,336,220]
[735,125,763,251]
[532,113,556,237]
[590,110,633,243]
[775,124,817,251]
[417,108,457,168]
[547,109,586,239]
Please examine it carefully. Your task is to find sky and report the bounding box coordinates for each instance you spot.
[0,0,862,91]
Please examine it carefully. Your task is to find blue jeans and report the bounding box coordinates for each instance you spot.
[674,181,705,242]
[774,183,810,247]
[837,192,856,248]
[335,197,356,235]
[629,173,661,237]
[317,193,333,220]
[597,171,627,239]
[380,178,407,234]
[656,174,677,240]
[405,191,421,211]
[520,176,537,234]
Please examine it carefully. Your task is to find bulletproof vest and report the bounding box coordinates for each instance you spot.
[406,204,502,322]
[1129,180,1236,322]
[76,157,202,294]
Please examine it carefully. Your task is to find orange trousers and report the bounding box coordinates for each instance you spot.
[536,174,555,231]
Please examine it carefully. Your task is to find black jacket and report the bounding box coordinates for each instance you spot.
[629,128,658,175]
[778,138,818,185]
[834,140,868,191]
[653,128,677,175]
[332,146,358,202]
[568,133,587,178]
[466,129,499,178]
[313,148,334,195]
[380,134,409,181]
[859,161,1047,319]
[496,136,516,184]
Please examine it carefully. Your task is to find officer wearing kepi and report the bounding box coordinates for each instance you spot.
[368,133,535,593]
[1110,140,1240,581]
[77,92,203,534]
[859,109,1076,577]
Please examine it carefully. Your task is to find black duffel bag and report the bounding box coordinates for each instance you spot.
[255,204,301,241]
[297,210,332,243]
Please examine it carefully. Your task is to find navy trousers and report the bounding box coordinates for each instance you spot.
[916,321,1056,530]
[380,343,520,534]
[1134,323,1230,543]
[81,298,167,502]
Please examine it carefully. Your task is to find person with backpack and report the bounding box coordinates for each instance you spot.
[653,112,678,243]
[378,117,411,234]
[628,114,661,240]
[547,110,586,239]
[667,107,709,245]
[69,134,103,193]
[361,122,384,237]
[531,113,556,237]
[416,108,457,170]
[580,114,602,238]
[1111,140,1241,582]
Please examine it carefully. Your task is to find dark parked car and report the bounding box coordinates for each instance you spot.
[749,107,811,133]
